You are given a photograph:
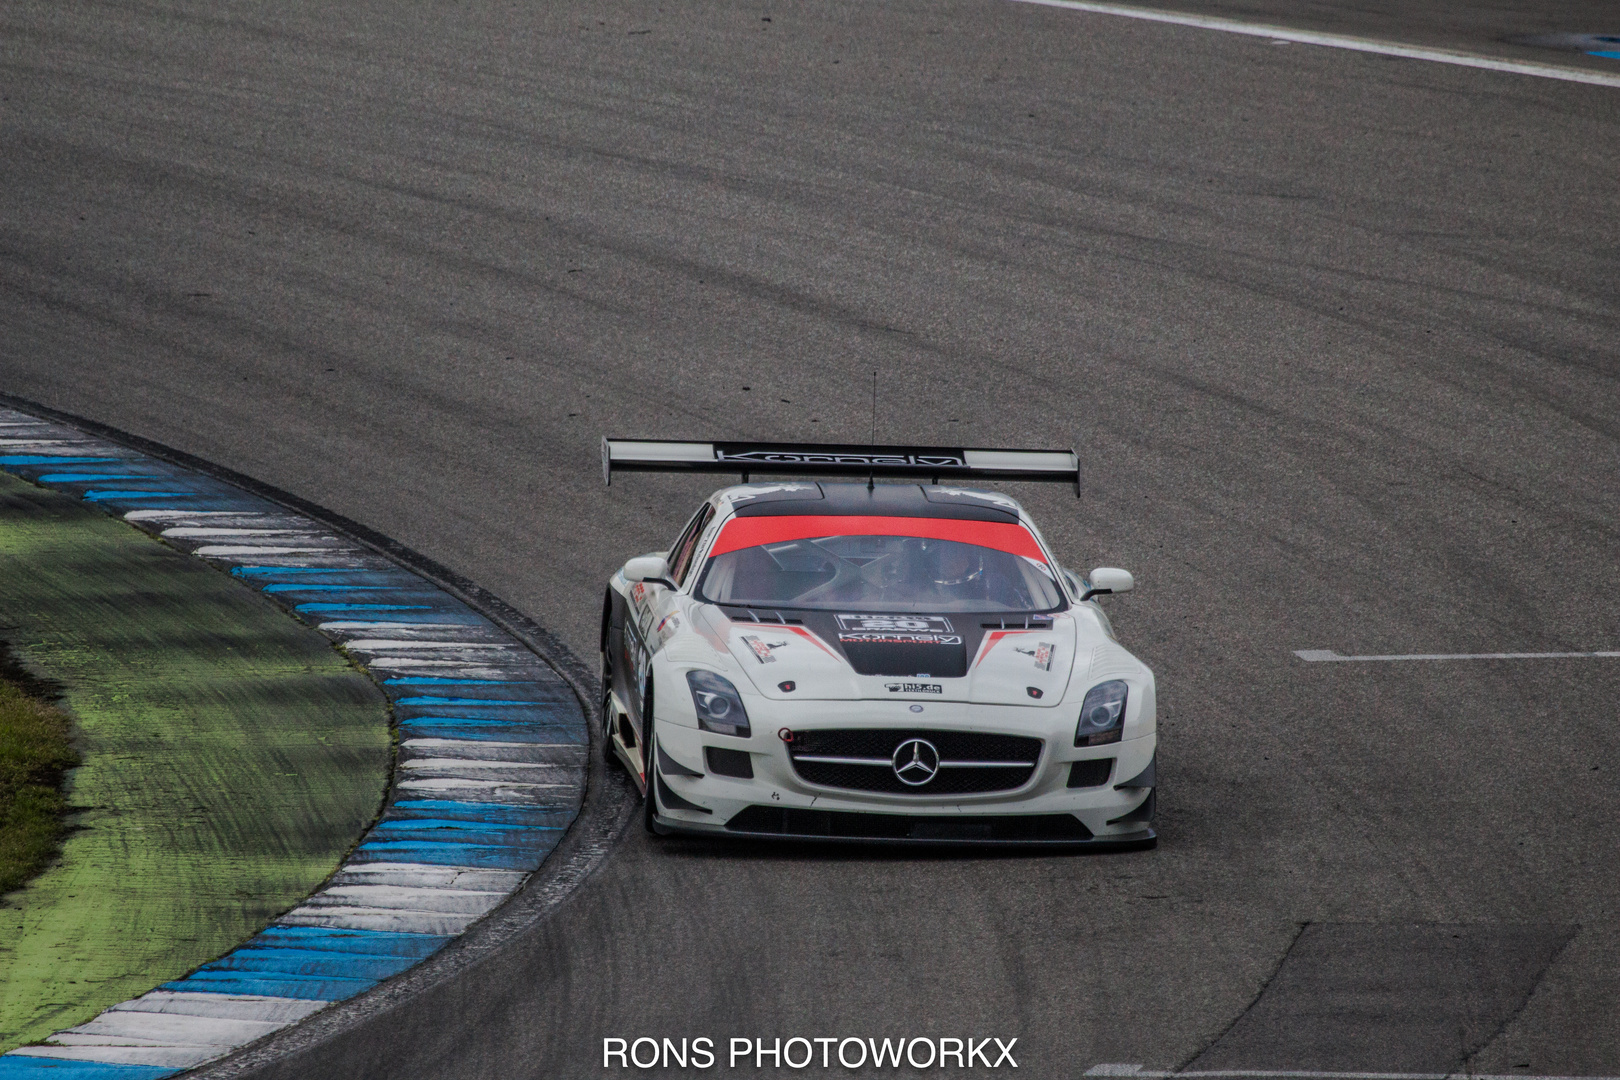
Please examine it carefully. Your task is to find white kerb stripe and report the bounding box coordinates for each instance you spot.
[192,545,348,556]
[1007,0,1620,89]
[125,510,266,520]
[342,640,516,650]
[160,527,314,538]
[109,992,328,1024]
[1296,649,1620,662]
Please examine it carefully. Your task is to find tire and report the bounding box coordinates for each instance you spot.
[599,657,618,765]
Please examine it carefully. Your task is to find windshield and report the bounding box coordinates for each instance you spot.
[696,534,1065,613]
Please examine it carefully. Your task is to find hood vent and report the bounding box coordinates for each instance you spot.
[839,638,967,678]
[722,607,804,625]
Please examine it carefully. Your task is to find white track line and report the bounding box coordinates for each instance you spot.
[1007,0,1620,89]
[1088,1068,1620,1080]
[1296,649,1620,662]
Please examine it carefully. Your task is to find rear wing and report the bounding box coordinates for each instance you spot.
[602,439,1081,496]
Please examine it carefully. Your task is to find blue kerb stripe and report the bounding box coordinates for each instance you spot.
[369,829,561,852]
[36,473,148,482]
[203,947,420,979]
[252,926,449,957]
[1589,49,1620,58]
[374,819,560,836]
[162,971,375,1001]
[395,696,545,706]
[0,456,118,465]
[0,1057,182,1079]
[262,583,388,593]
[294,603,433,612]
[385,813,576,831]
[81,490,194,501]
[375,816,559,828]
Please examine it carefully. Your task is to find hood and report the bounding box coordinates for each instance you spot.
[718,608,1088,707]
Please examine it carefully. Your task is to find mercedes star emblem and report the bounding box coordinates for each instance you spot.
[891,738,940,786]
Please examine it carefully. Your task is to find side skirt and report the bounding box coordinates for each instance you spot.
[605,688,647,796]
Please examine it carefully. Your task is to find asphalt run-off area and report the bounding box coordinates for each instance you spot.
[0,0,1617,1076]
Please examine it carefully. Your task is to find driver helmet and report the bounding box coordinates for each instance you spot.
[923,540,984,587]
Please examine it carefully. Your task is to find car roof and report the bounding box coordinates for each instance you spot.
[718,482,1025,523]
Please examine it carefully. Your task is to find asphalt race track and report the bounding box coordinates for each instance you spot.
[3,0,1618,1075]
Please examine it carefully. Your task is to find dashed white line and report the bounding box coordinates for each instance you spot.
[1296,649,1620,662]
[1007,0,1620,89]
[1087,1068,1620,1080]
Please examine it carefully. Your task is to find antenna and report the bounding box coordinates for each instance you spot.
[868,370,877,491]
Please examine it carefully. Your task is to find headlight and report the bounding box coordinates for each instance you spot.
[1075,680,1127,746]
[686,670,751,737]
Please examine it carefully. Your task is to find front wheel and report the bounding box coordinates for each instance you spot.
[599,657,618,765]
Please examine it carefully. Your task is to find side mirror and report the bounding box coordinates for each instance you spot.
[623,555,676,589]
[1082,567,1133,601]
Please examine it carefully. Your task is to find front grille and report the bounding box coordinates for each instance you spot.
[726,806,1092,843]
[787,728,1041,796]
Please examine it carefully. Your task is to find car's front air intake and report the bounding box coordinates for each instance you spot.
[726,806,1092,842]
[787,728,1040,795]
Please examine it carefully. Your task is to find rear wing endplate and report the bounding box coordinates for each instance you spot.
[602,439,1080,496]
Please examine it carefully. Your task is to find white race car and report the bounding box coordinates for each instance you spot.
[599,439,1157,847]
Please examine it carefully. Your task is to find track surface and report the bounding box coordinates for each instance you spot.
[3,0,1619,1074]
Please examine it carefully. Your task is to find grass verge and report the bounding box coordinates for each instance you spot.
[0,650,80,897]
[0,468,391,1050]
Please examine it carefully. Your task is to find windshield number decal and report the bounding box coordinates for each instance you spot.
[837,614,954,633]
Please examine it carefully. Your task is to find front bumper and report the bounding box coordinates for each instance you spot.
[649,699,1157,847]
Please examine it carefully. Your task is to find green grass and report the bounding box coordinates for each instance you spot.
[0,470,391,1050]
[0,659,80,896]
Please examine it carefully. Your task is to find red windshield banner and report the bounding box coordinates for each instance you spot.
[707,515,1048,563]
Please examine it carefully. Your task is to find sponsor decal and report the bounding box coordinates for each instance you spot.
[741,634,786,664]
[884,682,943,694]
[840,632,962,645]
[630,582,646,604]
[656,613,682,635]
[1014,641,1055,671]
[837,614,954,633]
[715,448,967,469]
